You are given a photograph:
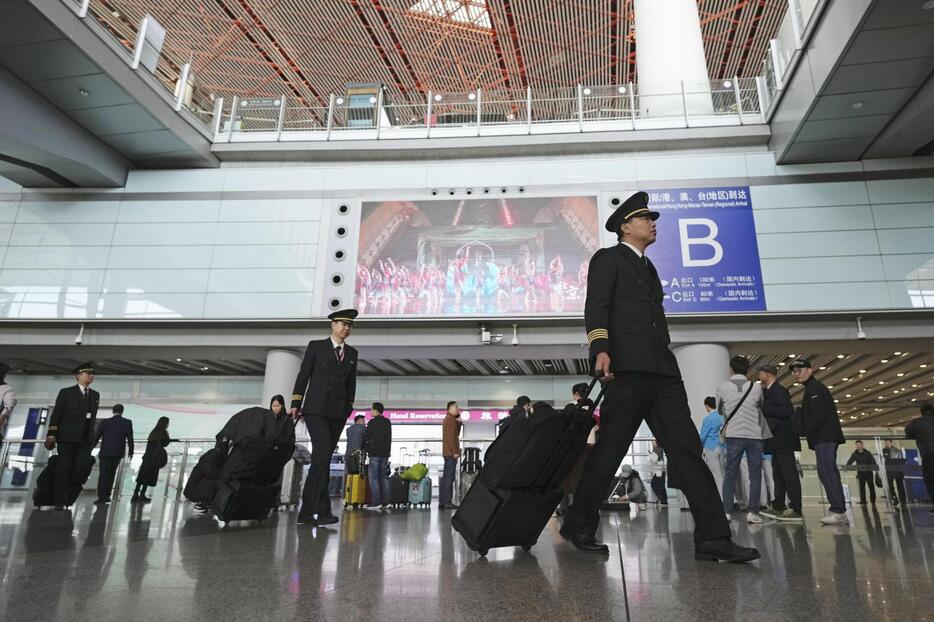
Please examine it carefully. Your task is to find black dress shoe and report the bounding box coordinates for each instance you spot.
[559,526,609,554]
[297,515,318,526]
[695,538,761,563]
[316,514,339,526]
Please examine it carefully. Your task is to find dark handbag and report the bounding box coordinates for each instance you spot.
[346,450,361,475]
[874,474,883,488]
[153,446,169,468]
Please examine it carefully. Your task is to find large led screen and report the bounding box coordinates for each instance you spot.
[355,196,600,316]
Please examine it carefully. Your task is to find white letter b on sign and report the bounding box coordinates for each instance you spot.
[679,218,723,267]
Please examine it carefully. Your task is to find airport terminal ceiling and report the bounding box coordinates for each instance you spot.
[89,0,788,105]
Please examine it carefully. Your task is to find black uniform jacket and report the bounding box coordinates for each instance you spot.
[291,338,358,420]
[762,382,801,453]
[48,385,100,443]
[799,377,845,449]
[585,243,680,377]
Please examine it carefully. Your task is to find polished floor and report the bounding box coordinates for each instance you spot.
[0,491,932,621]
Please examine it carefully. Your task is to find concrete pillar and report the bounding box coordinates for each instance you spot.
[634,0,713,116]
[262,349,302,408]
[674,343,730,430]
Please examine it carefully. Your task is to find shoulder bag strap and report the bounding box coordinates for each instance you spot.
[722,381,756,433]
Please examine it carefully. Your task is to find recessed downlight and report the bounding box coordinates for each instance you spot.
[850,102,864,110]
[79,88,90,96]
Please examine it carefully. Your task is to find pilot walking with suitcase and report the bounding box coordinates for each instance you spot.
[561,192,760,563]
[44,363,100,511]
[291,309,359,526]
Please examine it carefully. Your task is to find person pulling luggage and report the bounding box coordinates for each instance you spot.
[291,309,359,526]
[44,362,100,511]
[562,191,760,563]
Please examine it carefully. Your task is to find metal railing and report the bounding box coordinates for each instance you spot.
[761,0,828,119]
[215,77,765,144]
[60,0,216,131]
[54,0,835,149]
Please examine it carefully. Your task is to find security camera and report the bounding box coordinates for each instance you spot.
[856,316,867,341]
[511,323,519,346]
[75,323,85,346]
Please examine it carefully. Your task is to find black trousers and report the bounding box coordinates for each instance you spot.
[53,442,87,507]
[650,473,668,504]
[299,415,345,519]
[886,472,907,506]
[565,373,731,544]
[770,451,801,512]
[96,457,121,501]
[857,473,876,503]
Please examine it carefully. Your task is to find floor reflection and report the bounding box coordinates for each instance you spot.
[0,492,931,621]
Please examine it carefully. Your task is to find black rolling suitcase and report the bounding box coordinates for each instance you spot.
[33,452,96,508]
[452,374,603,556]
[212,415,298,524]
[388,473,410,507]
[212,479,280,525]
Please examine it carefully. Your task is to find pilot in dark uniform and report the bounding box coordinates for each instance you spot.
[44,362,100,510]
[291,309,359,526]
[560,192,760,563]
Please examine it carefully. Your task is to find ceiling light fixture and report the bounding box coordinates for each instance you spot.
[881,359,889,363]
[836,354,845,359]
[850,102,864,110]
[924,0,934,10]
[79,88,90,96]
[894,352,902,356]
[583,88,592,95]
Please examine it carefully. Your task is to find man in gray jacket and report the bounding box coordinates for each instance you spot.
[717,355,772,524]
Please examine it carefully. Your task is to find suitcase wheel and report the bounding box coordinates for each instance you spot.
[521,544,532,552]
[478,548,489,557]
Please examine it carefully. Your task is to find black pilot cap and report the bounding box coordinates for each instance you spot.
[73,362,95,374]
[605,191,660,234]
[328,309,358,325]
[789,358,812,369]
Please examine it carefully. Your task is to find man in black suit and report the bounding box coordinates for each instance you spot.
[44,362,100,510]
[561,192,760,563]
[290,309,359,526]
[92,403,134,505]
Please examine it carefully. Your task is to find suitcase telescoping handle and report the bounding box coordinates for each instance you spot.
[585,369,608,411]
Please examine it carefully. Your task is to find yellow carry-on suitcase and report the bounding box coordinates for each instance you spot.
[344,473,368,509]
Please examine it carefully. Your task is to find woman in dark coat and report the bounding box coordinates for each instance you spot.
[133,416,172,503]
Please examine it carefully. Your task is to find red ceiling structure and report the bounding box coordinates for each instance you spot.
[88,0,787,107]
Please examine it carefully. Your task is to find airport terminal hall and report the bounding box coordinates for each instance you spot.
[3,0,934,619]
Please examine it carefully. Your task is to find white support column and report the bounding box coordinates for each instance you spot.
[674,343,730,430]
[634,0,712,117]
[262,349,303,409]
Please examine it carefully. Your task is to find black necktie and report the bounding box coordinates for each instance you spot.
[335,346,343,363]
